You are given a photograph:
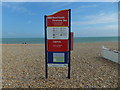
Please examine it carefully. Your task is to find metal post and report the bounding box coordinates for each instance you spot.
[44,15,48,78]
[68,9,71,79]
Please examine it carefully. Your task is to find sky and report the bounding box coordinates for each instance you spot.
[1,0,120,2]
[1,2,118,38]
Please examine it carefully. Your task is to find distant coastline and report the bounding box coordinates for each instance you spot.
[1,36,118,44]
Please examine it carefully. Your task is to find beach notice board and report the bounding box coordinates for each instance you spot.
[44,9,72,78]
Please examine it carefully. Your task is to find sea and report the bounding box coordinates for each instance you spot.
[1,37,118,44]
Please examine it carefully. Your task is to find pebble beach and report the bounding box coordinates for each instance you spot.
[2,42,119,88]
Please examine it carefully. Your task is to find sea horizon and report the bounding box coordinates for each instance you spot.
[1,36,118,44]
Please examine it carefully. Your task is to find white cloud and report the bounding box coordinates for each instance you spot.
[1,0,120,2]
[72,4,98,14]
[73,12,118,25]
[2,3,35,15]
[84,24,118,31]
[7,32,16,35]
[72,12,118,37]
[74,24,118,37]
[27,20,32,24]
[80,5,97,8]
[0,2,2,7]
[112,0,120,3]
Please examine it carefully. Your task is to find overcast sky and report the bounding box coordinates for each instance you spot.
[2,2,118,38]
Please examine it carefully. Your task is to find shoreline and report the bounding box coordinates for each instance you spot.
[0,41,118,45]
[0,44,44,45]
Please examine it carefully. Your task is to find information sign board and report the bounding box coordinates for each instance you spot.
[45,9,71,78]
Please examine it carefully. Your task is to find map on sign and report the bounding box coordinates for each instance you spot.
[47,27,69,39]
[53,53,64,62]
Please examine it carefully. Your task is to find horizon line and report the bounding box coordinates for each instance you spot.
[1,36,119,38]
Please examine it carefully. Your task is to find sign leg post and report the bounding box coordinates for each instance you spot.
[45,15,48,79]
[68,9,71,79]
[45,63,48,78]
[68,52,71,79]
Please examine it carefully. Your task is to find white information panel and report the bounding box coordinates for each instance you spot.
[47,27,69,39]
[48,64,68,67]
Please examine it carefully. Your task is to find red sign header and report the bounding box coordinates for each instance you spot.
[47,9,69,27]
